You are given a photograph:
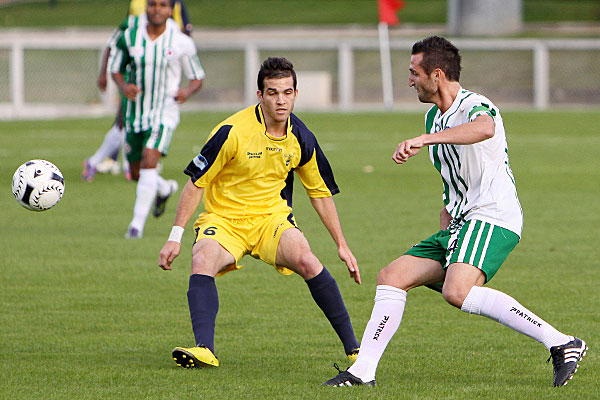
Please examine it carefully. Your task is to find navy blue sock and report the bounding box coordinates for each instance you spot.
[187,274,219,353]
[305,267,359,355]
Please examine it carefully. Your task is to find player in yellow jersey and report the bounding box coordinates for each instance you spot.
[158,57,361,368]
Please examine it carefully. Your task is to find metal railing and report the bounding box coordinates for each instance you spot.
[1,34,599,119]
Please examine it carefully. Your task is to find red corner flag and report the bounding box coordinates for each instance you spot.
[378,0,405,25]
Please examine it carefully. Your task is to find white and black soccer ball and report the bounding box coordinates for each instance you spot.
[11,159,65,211]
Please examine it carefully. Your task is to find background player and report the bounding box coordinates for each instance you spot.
[158,57,361,368]
[323,36,587,388]
[109,0,204,238]
[83,0,192,182]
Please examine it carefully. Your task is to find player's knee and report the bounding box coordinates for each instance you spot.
[292,250,321,278]
[191,250,218,276]
[441,285,468,308]
[377,261,411,290]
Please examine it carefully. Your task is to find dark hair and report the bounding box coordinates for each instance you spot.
[257,57,297,93]
[411,36,461,82]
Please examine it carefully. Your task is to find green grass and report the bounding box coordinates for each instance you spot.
[1,0,599,28]
[1,110,598,399]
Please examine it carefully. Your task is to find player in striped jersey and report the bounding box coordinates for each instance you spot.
[158,57,361,368]
[83,0,192,182]
[324,36,586,388]
[110,0,205,238]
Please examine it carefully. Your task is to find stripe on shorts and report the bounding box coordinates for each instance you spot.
[455,220,494,268]
[145,125,173,155]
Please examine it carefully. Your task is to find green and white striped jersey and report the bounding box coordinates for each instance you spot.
[109,16,205,134]
[426,88,523,236]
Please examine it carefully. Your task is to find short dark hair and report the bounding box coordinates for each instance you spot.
[411,36,461,82]
[257,57,297,93]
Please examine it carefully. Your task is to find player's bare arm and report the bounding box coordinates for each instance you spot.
[111,72,142,101]
[97,47,111,91]
[392,115,495,164]
[440,207,452,230]
[158,180,204,270]
[175,79,203,104]
[309,196,361,284]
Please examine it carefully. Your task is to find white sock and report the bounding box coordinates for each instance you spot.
[129,168,158,232]
[347,285,406,382]
[461,286,571,350]
[156,174,171,197]
[89,123,123,166]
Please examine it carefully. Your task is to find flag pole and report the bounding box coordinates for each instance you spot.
[378,21,394,110]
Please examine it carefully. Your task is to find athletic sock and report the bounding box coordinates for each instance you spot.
[348,285,406,382]
[187,274,219,353]
[305,267,359,355]
[461,286,571,350]
[89,123,123,166]
[156,174,171,197]
[129,168,157,232]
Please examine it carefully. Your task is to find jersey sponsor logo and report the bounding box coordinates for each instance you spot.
[509,307,542,327]
[193,154,208,170]
[266,146,282,152]
[247,151,262,159]
[164,47,175,60]
[130,46,144,57]
[372,315,390,340]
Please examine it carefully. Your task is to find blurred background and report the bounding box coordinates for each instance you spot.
[1,0,599,120]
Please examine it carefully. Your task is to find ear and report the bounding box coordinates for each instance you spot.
[433,68,444,83]
[256,89,263,101]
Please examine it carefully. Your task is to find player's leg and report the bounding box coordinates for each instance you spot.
[174,220,241,369]
[327,255,444,386]
[144,125,178,217]
[115,107,131,180]
[444,220,586,386]
[275,227,360,358]
[185,240,234,346]
[126,147,161,237]
[82,122,123,181]
[153,175,178,218]
[448,263,586,386]
[326,230,449,385]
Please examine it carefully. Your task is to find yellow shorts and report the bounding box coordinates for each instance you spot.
[193,211,298,277]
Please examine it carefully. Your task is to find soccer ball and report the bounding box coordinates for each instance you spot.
[12,159,65,211]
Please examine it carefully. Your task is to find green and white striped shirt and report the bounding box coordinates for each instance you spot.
[109,16,205,134]
[426,88,523,236]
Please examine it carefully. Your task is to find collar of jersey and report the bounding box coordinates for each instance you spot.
[255,104,291,141]
[439,86,469,119]
[141,19,171,42]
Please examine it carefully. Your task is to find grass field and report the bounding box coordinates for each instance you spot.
[1,110,598,399]
[1,0,599,28]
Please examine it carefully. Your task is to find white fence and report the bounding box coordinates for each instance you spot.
[1,33,600,120]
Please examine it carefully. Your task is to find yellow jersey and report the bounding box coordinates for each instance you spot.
[185,104,339,218]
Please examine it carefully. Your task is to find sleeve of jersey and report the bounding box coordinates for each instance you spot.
[108,34,129,75]
[293,124,339,198]
[181,39,205,80]
[184,125,234,187]
[106,26,123,48]
[466,97,497,122]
